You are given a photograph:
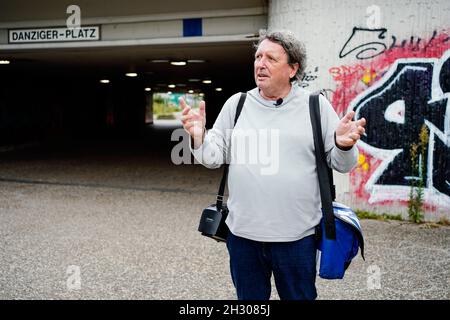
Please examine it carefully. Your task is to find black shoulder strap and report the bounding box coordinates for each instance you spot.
[309,91,336,240]
[216,92,247,209]
[234,93,246,125]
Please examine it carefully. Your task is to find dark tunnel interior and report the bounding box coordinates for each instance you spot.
[0,43,256,159]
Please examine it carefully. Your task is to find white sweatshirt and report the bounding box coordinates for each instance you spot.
[191,85,358,242]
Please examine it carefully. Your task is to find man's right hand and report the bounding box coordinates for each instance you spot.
[179,97,206,149]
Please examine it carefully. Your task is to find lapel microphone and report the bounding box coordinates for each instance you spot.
[274,98,283,106]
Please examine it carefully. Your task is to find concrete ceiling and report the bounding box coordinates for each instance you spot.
[0,0,266,92]
[0,40,257,93]
[0,0,267,22]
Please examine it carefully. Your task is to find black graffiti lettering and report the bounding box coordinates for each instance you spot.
[299,67,319,88]
[412,38,422,51]
[355,62,433,150]
[390,35,409,50]
[389,35,399,50]
[440,55,450,93]
[339,27,388,60]
[343,28,442,59]
[352,53,449,196]
[423,30,437,51]
[432,136,450,196]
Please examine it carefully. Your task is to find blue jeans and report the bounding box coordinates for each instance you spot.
[226,232,317,300]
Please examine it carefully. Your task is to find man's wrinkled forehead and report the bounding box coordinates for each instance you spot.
[255,39,288,57]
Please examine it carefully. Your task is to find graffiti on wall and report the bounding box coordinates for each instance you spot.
[299,66,319,88]
[339,27,450,60]
[331,28,450,211]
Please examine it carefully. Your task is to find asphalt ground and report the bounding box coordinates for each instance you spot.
[0,126,448,300]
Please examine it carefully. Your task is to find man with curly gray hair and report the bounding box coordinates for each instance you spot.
[255,29,307,84]
[181,29,366,300]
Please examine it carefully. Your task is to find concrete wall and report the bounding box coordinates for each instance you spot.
[269,0,450,220]
[0,0,266,22]
[0,0,267,46]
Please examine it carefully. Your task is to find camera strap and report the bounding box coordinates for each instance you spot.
[309,91,336,240]
[216,92,247,210]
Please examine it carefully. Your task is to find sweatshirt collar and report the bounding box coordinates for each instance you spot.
[251,83,299,108]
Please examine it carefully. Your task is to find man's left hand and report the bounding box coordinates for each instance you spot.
[335,111,366,149]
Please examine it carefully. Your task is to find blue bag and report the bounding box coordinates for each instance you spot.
[309,92,365,280]
[316,202,365,279]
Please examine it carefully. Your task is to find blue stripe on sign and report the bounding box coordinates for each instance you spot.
[183,18,202,37]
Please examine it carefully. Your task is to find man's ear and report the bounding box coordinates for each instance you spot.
[290,63,299,79]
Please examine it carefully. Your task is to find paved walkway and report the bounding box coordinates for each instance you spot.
[0,136,448,299]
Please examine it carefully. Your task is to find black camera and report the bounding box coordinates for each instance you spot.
[198,204,229,242]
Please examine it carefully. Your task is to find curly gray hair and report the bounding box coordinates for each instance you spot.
[255,29,307,83]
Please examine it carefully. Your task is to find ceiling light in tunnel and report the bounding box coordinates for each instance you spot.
[202,80,212,84]
[149,59,169,63]
[170,61,187,66]
[215,88,223,92]
[168,84,176,88]
[188,79,200,82]
[100,79,110,84]
[167,91,172,95]
[188,90,194,94]
[125,72,138,77]
[0,60,10,64]
[145,87,152,92]
[187,59,206,63]
[199,93,204,97]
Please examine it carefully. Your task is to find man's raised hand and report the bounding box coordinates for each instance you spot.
[335,111,366,148]
[179,97,206,148]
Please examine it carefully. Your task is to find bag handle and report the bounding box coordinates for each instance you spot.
[309,91,336,240]
[216,92,247,210]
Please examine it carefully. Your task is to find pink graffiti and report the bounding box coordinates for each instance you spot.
[332,29,450,211]
[332,30,450,115]
[329,64,366,82]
